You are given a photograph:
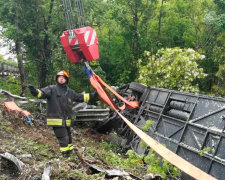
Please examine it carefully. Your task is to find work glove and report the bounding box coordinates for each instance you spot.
[28,85,38,96]
[83,66,93,78]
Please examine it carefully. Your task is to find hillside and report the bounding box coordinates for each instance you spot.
[0,100,150,180]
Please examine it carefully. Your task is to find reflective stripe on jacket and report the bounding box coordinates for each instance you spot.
[46,118,71,126]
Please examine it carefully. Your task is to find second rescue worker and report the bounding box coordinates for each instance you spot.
[28,70,98,156]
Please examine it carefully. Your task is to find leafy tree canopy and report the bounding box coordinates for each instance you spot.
[137,47,206,93]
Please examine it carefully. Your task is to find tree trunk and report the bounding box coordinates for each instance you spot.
[15,0,26,96]
[39,58,47,88]
[158,0,164,37]
[39,0,54,88]
[15,41,26,97]
[131,0,140,61]
[134,10,140,60]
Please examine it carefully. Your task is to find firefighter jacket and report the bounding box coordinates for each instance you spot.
[36,84,93,127]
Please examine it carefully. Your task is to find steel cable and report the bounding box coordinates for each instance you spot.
[62,0,87,38]
[74,0,86,27]
[62,0,76,37]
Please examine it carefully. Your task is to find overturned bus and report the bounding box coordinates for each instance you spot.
[92,82,225,180]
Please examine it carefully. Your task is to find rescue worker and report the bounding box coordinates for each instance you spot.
[28,70,98,156]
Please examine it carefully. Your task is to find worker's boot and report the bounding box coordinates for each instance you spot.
[67,144,75,157]
[60,146,70,158]
[61,150,70,158]
[60,144,74,158]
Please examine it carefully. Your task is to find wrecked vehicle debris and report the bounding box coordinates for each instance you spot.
[86,163,142,180]
[76,108,110,122]
[96,82,225,180]
[42,162,52,180]
[0,152,24,174]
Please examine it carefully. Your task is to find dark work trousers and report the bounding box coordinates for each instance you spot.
[53,127,72,147]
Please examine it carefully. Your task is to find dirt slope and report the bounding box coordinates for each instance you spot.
[0,105,118,180]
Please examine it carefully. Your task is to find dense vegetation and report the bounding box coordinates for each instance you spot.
[0,0,224,95]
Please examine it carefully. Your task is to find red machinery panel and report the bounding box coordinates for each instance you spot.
[60,26,99,63]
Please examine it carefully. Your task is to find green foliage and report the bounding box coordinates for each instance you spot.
[199,147,211,156]
[0,0,224,96]
[208,31,225,96]
[198,1,225,93]
[17,138,55,160]
[144,150,181,179]
[62,170,104,180]
[91,0,158,85]
[0,55,17,66]
[100,140,122,153]
[140,141,147,149]
[0,76,21,95]
[125,149,144,169]
[140,120,155,149]
[137,47,207,93]
[142,120,155,132]
[99,140,180,179]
